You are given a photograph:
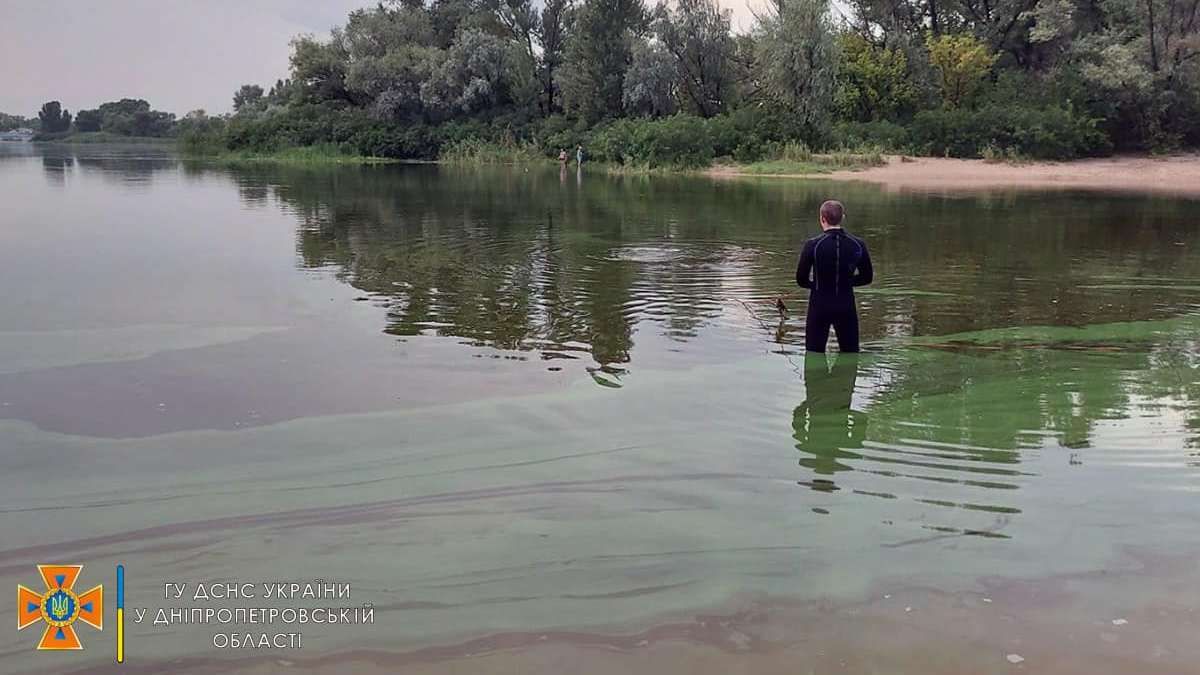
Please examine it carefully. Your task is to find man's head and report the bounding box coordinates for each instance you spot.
[819,200,844,230]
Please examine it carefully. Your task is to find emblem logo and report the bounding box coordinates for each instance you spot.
[17,565,103,650]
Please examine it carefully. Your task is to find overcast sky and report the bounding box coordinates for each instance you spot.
[1,0,764,118]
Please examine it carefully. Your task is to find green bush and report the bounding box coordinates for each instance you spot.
[534,115,586,156]
[439,135,543,163]
[832,121,911,152]
[588,115,715,168]
[635,115,714,168]
[909,105,1111,159]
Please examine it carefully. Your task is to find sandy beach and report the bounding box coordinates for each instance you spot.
[715,154,1200,195]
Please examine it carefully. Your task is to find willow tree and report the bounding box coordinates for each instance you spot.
[753,0,839,130]
[655,0,734,117]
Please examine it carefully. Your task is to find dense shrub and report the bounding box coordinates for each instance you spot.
[706,115,765,161]
[534,115,586,156]
[909,105,1112,159]
[831,120,911,151]
[588,115,716,168]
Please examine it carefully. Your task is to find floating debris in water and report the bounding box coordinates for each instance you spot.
[983,598,993,603]
[812,507,829,515]
[1112,618,1128,625]
[1006,653,1025,664]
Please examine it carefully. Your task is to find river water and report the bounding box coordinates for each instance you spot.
[1,143,1198,674]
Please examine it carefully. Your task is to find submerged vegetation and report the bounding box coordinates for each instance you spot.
[10,0,1200,167]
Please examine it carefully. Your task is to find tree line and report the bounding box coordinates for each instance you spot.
[13,98,179,140]
[26,0,1200,163]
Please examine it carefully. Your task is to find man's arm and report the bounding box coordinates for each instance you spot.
[796,240,814,289]
[852,241,873,287]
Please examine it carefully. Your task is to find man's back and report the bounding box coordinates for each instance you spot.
[795,200,873,352]
[796,229,873,299]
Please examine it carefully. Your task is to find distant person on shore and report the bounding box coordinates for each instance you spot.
[576,145,584,166]
[795,200,873,352]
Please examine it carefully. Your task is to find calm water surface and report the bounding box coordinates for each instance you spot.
[1,143,1198,674]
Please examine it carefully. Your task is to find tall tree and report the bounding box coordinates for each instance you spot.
[559,0,649,123]
[74,108,103,132]
[538,0,572,113]
[37,101,72,133]
[753,0,839,129]
[233,84,265,112]
[926,33,996,108]
[290,32,355,104]
[655,0,734,117]
[420,29,513,117]
[623,38,679,115]
[835,32,919,120]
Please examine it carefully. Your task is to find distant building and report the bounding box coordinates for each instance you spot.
[0,128,35,141]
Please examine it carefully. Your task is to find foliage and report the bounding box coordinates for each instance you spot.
[233,84,265,112]
[537,0,571,113]
[753,0,839,133]
[835,33,919,122]
[0,112,35,131]
[559,0,648,124]
[623,39,678,116]
[142,0,1198,161]
[74,109,103,132]
[38,101,72,133]
[68,99,178,138]
[420,29,513,118]
[655,0,734,117]
[926,33,997,109]
[909,105,1112,159]
[439,135,544,163]
[591,114,714,167]
[832,120,912,151]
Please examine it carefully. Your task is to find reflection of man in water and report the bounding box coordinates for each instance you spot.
[792,353,868,491]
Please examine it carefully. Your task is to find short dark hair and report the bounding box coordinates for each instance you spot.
[820,200,844,226]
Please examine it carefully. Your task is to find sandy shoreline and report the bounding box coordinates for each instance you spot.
[713,154,1200,195]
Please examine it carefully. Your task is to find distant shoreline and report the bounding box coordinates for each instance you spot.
[709,153,1200,195]
[29,136,1200,194]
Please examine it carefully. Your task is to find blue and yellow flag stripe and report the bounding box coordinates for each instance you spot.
[116,564,124,664]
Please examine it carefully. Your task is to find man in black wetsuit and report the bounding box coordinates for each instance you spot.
[796,200,873,352]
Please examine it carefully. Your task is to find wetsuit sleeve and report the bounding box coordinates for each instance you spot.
[852,241,873,287]
[796,241,814,289]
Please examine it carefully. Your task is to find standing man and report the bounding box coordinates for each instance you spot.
[576,144,585,166]
[796,200,873,352]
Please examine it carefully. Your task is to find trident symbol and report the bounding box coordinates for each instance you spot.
[49,594,70,621]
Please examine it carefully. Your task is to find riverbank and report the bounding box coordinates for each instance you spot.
[711,153,1200,195]
[32,131,174,144]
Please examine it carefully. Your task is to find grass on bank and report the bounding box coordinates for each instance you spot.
[726,142,887,175]
[438,137,545,164]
